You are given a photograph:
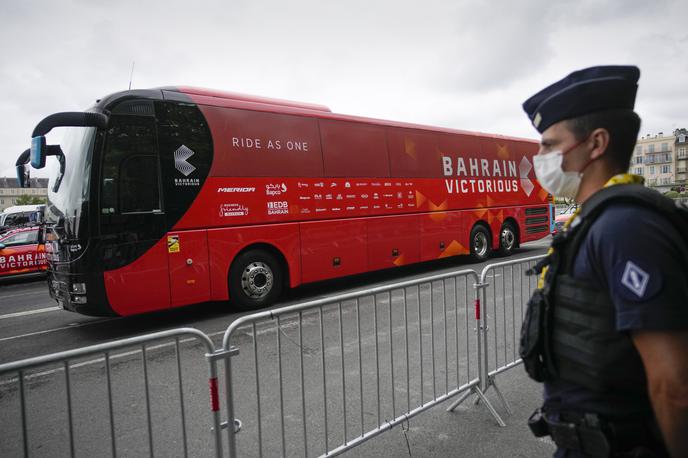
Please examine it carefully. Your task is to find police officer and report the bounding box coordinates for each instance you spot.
[520,66,688,457]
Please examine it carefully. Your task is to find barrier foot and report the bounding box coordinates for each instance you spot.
[473,387,506,427]
[446,386,506,427]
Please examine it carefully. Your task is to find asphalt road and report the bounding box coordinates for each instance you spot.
[0,238,552,457]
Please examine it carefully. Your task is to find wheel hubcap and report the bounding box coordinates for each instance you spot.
[241,262,274,299]
[501,228,515,251]
[473,232,488,257]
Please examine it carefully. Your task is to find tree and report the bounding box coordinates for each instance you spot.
[15,195,46,205]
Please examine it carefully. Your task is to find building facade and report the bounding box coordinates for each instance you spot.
[632,128,687,191]
[635,132,674,188]
[0,177,49,212]
[675,128,688,185]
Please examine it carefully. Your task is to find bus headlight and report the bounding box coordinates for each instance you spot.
[71,283,87,294]
[71,295,88,304]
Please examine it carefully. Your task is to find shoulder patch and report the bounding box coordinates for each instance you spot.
[614,259,662,302]
[621,261,649,298]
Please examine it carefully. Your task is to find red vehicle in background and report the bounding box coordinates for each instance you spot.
[20,87,551,316]
[551,204,578,236]
[0,227,47,277]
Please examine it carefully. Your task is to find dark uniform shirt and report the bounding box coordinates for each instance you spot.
[543,203,688,416]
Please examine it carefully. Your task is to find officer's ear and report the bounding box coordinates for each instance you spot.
[589,128,610,160]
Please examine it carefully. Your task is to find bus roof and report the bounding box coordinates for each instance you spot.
[94,87,538,145]
[169,87,538,145]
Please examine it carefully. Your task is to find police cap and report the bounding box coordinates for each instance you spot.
[523,65,640,133]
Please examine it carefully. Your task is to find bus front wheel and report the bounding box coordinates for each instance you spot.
[228,249,283,310]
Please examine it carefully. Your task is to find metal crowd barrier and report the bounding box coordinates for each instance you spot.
[0,256,547,457]
[448,255,545,417]
[219,268,505,457]
[0,328,221,458]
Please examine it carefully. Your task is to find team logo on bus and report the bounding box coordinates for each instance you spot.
[266,183,287,196]
[267,201,289,215]
[519,156,534,196]
[174,145,196,177]
[219,203,249,217]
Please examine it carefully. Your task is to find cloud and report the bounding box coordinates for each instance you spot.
[431,0,557,93]
[1,0,687,179]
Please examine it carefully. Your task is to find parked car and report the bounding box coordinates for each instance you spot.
[0,204,45,235]
[0,226,47,277]
[551,205,578,237]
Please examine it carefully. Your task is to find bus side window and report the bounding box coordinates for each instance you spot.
[120,155,161,213]
[101,117,161,215]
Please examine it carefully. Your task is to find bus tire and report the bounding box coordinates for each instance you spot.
[498,221,518,256]
[470,224,492,262]
[228,249,283,310]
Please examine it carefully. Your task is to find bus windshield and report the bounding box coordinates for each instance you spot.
[46,126,96,240]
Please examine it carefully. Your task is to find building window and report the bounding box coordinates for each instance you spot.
[650,166,655,174]
[635,167,643,175]
[661,143,668,152]
[635,145,642,154]
[635,156,643,164]
[661,165,671,174]
[648,144,655,153]
[678,147,687,159]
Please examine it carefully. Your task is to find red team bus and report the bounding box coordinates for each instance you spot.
[19,87,550,316]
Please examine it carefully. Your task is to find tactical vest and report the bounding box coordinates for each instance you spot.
[520,184,688,393]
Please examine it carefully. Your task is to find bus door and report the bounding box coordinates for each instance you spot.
[99,111,171,312]
[155,101,214,307]
[165,230,210,307]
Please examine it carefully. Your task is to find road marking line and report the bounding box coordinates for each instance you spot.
[0,290,48,300]
[0,317,116,343]
[0,325,83,343]
[0,307,61,320]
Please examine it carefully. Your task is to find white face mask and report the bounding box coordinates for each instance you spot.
[533,150,582,200]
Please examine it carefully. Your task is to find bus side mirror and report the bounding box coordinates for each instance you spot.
[31,136,47,169]
[0,243,5,250]
[16,149,30,188]
[16,164,27,188]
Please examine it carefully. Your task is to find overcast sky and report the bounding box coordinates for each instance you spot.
[2,0,687,178]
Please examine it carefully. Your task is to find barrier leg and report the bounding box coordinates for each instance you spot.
[445,389,473,412]
[488,376,512,416]
[472,383,491,406]
[446,385,505,427]
[208,347,241,458]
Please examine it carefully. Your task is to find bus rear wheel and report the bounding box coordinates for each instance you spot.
[228,249,283,310]
[470,225,492,262]
[498,222,518,256]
